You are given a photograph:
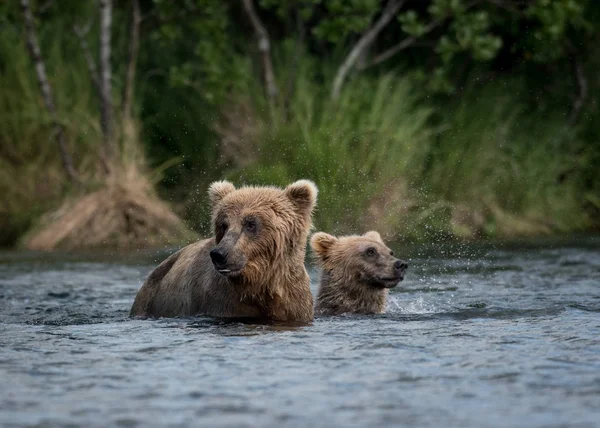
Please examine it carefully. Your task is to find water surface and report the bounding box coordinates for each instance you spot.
[1,238,599,427]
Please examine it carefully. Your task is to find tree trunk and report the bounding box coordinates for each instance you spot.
[73,20,101,94]
[122,0,141,122]
[20,0,80,186]
[569,55,587,127]
[331,0,405,101]
[99,0,114,170]
[242,0,278,112]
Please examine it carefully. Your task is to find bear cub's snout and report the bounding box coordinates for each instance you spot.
[394,259,408,278]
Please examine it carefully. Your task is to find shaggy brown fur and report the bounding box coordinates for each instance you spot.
[130,180,318,322]
[311,231,408,315]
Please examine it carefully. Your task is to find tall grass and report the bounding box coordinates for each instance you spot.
[223,63,433,236]
[425,82,591,237]
[217,55,594,240]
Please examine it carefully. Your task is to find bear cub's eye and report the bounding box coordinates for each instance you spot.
[365,247,377,257]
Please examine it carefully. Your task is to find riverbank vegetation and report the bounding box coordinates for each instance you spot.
[1,0,598,248]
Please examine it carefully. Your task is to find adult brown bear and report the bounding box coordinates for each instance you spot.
[311,231,408,315]
[130,180,317,322]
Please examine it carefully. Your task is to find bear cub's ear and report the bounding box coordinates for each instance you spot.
[310,232,338,258]
[284,180,318,215]
[363,231,382,242]
[209,181,236,205]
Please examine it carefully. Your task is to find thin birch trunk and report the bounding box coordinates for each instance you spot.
[122,0,140,122]
[73,20,101,94]
[99,0,114,169]
[21,0,80,186]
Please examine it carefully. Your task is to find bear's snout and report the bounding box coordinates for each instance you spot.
[210,248,228,268]
[209,245,247,277]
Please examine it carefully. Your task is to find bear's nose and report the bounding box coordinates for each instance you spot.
[394,260,408,272]
[210,248,228,267]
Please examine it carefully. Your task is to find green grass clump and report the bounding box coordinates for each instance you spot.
[224,67,432,237]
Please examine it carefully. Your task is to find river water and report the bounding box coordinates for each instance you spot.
[1,238,599,427]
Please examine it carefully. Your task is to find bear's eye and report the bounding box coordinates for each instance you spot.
[243,218,258,233]
[390,250,394,256]
[365,247,377,257]
[215,220,228,243]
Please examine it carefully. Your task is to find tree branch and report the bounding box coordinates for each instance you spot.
[359,0,480,71]
[20,0,81,186]
[359,19,443,70]
[242,0,278,111]
[331,0,405,101]
[98,0,114,170]
[122,0,141,122]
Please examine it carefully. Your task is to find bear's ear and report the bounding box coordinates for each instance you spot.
[208,180,236,205]
[310,232,337,258]
[284,180,318,215]
[364,231,382,242]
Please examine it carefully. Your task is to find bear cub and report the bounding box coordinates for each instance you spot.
[311,231,408,315]
[130,179,317,322]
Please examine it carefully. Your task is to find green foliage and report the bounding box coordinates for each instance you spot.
[151,0,250,105]
[312,0,379,43]
[428,0,468,19]
[525,0,591,61]
[247,0,594,98]
[426,8,503,91]
[398,10,426,37]
[381,0,591,94]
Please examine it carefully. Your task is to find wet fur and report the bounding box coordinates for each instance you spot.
[130,180,317,322]
[311,231,404,315]
[316,270,388,315]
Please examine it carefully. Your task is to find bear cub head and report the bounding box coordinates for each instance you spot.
[208,179,317,286]
[311,231,408,315]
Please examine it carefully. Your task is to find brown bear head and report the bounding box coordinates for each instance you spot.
[311,231,408,289]
[208,180,318,286]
